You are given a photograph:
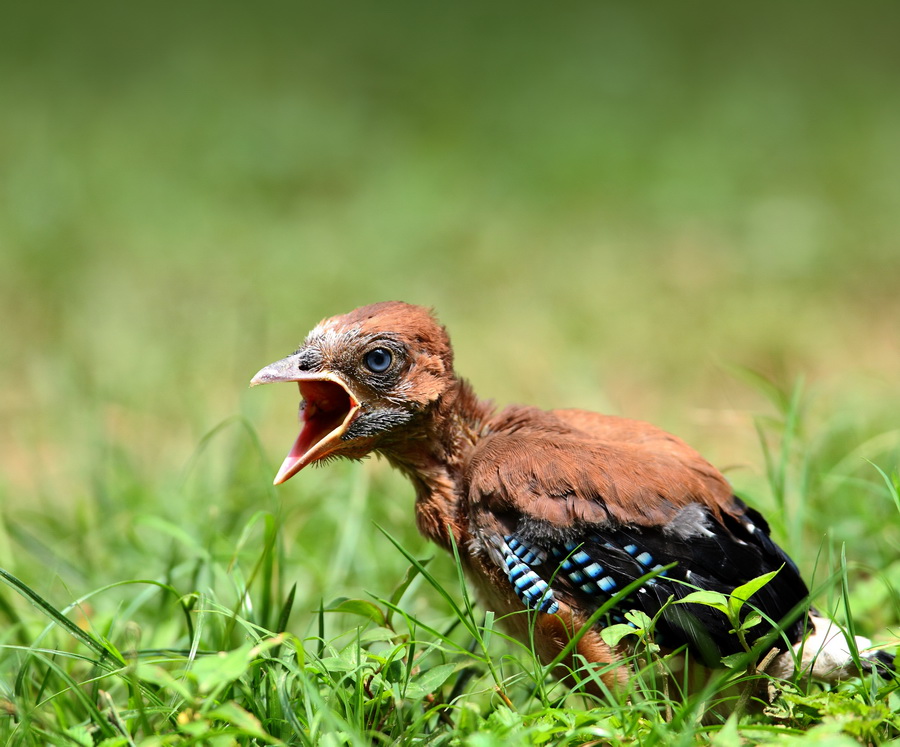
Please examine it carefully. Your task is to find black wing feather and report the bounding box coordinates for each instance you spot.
[506,498,810,666]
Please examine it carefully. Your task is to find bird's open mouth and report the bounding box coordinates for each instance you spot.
[276,377,360,483]
[251,363,360,485]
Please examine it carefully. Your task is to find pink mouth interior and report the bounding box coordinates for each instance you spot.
[293,379,355,455]
[274,378,357,484]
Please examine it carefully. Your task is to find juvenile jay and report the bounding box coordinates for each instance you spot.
[251,301,893,690]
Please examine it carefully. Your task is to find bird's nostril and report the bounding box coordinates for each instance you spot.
[293,352,314,372]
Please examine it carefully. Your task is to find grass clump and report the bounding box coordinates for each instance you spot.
[0,396,897,745]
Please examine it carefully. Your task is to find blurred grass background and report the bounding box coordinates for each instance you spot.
[1,2,899,636]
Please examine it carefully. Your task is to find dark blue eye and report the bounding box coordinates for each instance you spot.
[363,347,392,373]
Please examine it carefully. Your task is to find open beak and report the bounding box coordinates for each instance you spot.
[251,356,361,485]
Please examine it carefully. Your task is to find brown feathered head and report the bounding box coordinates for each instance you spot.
[251,301,456,484]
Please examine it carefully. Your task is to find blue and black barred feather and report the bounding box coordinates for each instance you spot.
[497,497,810,666]
[498,536,559,614]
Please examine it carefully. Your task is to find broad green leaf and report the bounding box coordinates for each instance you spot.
[728,568,780,619]
[720,652,749,669]
[675,590,729,615]
[190,645,254,693]
[404,662,457,699]
[739,612,762,631]
[317,646,364,674]
[624,610,652,629]
[600,624,640,647]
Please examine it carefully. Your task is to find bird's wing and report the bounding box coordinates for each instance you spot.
[465,412,810,664]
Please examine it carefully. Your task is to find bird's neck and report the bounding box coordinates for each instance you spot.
[381,377,494,550]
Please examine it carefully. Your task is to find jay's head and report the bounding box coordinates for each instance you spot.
[251,301,456,484]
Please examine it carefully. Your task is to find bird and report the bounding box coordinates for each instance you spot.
[251,301,894,693]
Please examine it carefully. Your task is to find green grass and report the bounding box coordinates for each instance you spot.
[0,391,898,744]
[1,1,900,743]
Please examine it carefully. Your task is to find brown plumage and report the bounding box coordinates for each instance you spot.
[251,301,893,692]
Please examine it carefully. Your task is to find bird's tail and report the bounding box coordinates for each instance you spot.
[766,614,896,682]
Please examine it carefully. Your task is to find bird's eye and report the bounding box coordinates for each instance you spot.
[363,347,393,373]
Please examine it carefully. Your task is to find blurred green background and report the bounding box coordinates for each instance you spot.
[1,2,898,619]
